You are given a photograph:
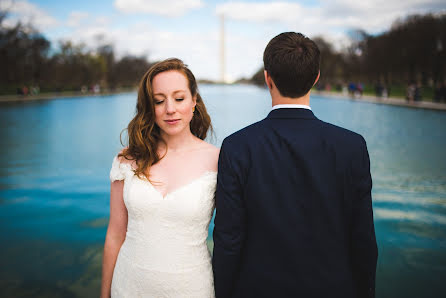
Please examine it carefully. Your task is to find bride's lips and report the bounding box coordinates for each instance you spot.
[165,119,180,125]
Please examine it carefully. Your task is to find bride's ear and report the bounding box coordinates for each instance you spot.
[192,94,197,111]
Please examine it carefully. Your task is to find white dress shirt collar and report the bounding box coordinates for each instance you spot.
[272,104,311,111]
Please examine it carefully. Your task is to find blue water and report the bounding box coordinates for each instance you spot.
[1,85,445,297]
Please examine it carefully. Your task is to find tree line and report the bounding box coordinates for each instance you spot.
[251,13,446,100]
[0,11,152,95]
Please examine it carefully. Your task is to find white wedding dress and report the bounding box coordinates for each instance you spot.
[109,156,216,297]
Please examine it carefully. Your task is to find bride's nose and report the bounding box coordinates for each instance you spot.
[166,99,176,114]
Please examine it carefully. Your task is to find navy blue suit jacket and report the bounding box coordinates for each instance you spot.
[213,108,377,298]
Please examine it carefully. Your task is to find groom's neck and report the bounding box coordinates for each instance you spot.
[270,88,311,107]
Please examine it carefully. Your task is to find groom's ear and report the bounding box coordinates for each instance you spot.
[313,71,320,86]
[264,70,273,90]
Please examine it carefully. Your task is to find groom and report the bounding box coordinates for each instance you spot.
[213,32,378,298]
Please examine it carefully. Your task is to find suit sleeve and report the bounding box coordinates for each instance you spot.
[213,139,246,298]
[351,137,378,298]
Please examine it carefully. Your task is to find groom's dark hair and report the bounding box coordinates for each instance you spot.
[263,32,320,98]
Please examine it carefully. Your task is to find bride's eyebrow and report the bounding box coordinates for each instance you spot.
[153,90,186,96]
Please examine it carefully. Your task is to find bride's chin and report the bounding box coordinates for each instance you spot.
[160,126,188,137]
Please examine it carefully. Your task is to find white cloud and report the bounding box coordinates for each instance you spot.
[67,11,89,27]
[114,0,204,17]
[94,16,111,26]
[216,2,306,23]
[66,12,110,28]
[0,0,58,30]
[64,24,114,50]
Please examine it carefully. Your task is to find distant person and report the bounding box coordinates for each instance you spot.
[21,85,28,96]
[414,82,422,102]
[93,84,101,94]
[213,32,378,298]
[434,82,444,102]
[342,83,348,95]
[325,82,331,91]
[348,81,356,97]
[406,82,415,102]
[101,58,219,297]
[382,86,388,98]
[30,85,40,95]
[441,81,446,103]
[356,82,364,98]
[375,81,383,98]
[384,83,390,98]
[375,80,389,99]
[335,83,342,92]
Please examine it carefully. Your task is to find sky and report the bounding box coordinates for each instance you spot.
[1,0,445,82]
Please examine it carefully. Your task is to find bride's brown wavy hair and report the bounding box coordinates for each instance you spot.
[118,58,212,180]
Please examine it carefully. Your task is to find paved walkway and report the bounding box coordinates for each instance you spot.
[313,91,446,112]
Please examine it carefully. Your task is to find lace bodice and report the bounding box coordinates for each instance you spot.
[109,156,216,297]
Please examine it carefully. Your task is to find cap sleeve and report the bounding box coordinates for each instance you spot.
[110,156,132,182]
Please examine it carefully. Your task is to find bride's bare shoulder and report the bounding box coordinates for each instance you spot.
[196,140,219,155]
[194,141,219,171]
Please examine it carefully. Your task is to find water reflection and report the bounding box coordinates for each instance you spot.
[0,240,102,298]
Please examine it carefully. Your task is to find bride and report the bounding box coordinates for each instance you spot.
[100,58,219,297]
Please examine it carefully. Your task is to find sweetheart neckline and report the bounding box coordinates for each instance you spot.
[136,171,217,199]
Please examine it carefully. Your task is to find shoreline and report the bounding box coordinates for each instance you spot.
[0,88,137,104]
[313,90,446,112]
[2,86,446,112]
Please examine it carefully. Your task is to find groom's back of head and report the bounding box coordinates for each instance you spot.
[263,32,320,98]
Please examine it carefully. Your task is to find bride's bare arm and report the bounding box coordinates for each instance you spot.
[101,180,128,298]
